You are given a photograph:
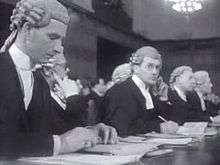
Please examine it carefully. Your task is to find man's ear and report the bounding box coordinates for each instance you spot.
[132,65,140,75]
[22,22,34,45]
[22,22,33,32]
[175,75,181,85]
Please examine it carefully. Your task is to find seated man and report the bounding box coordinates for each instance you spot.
[0,0,117,158]
[194,71,220,122]
[111,63,132,85]
[86,78,107,124]
[168,66,208,125]
[101,46,178,137]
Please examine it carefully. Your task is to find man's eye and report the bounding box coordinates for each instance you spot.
[48,34,60,40]
[147,64,154,69]
[156,65,161,70]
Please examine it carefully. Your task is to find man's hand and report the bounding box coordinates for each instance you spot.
[160,121,179,134]
[152,76,169,101]
[158,82,169,101]
[58,124,118,154]
[87,123,118,144]
[54,73,80,98]
[59,127,99,154]
[212,115,220,123]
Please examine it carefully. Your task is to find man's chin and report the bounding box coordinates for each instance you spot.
[148,80,157,86]
[187,88,194,92]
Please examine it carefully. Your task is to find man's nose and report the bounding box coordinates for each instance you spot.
[191,78,196,84]
[152,67,159,75]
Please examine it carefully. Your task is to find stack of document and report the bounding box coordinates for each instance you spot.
[19,153,143,165]
[204,127,218,136]
[176,122,208,137]
[137,132,193,145]
[145,137,193,145]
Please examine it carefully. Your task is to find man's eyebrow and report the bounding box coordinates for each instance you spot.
[146,62,160,65]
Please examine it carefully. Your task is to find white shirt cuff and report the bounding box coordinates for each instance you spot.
[53,135,61,155]
[66,92,79,98]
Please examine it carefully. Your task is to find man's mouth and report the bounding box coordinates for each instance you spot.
[46,52,55,59]
[151,77,157,81]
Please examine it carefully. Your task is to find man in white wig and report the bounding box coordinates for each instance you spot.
[101,46,178,137]
[0,0,117,158]
[194,71,220,123]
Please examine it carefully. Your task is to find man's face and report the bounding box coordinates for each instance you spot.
[25,19,67,65]
[199,76,213,94]
[178,70,195,92]
[136,57,161,86]
[95,83,107,96]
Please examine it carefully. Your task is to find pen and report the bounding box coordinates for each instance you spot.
[81,151,114,156]
[158,115,168,122]
[210,116,214,122]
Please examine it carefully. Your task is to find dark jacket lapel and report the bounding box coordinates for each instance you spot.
[0,51,27,131]
[169,88,191,109]
[0,52,26,110]
[126,78,146,111]
[26,70,52,133]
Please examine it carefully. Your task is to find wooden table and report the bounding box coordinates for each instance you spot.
[130,134,220,165]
